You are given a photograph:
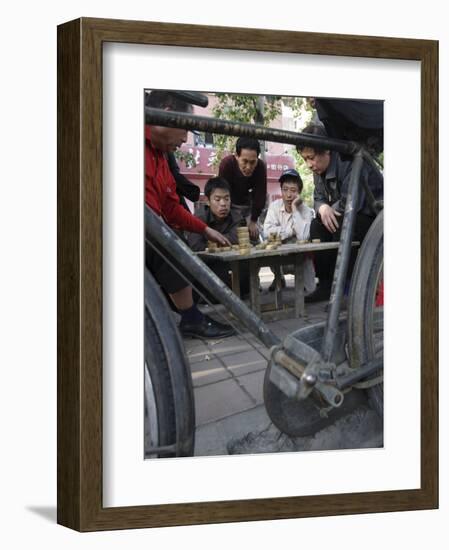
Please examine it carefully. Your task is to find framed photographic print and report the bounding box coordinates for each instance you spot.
[57,17,438,531]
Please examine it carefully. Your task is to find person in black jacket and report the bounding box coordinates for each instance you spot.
[188,177,250,300]
[167,152,200,211]
[218,137,267,241]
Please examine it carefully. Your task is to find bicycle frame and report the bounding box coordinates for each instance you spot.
[144,107,383,408]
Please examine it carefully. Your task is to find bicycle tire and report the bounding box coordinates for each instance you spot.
[144,270,195,458]
[348,210,384,417]
[144,310,176,457]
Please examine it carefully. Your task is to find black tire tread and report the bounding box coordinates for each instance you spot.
[144,269,195,458]
[348,211,384,417]
[145,308,177,455]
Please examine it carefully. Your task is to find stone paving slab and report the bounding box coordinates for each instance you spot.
[249,342,272,360]
[267,323,294,340]
[205,336,255,356]
[302,302,328,322]
[194,404,272,457]
[184,340,212,364]
[236,369,266,405]
[277,316,310,332]
[220,349,267,376]
[190,358,231,388]
[194,377,256,426]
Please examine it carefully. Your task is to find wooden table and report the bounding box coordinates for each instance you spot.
[198,242,355,319]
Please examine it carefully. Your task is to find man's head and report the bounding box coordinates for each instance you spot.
[204,177,231,220]
[279,169,303,207]
[234,137,261,177]
[145,90,193,153]
[297,124,331,176]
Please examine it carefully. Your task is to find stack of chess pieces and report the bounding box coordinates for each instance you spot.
[237,226,252,255]
[205,226,263,255]
[265,232,282,250]
[206,241,234,253]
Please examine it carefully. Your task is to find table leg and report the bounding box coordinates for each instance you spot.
[230,261,241,298]
[295,256,305,317]
[249,259,260,316]
[273,263,283,310]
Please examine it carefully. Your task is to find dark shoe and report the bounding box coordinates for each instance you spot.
[180,315,235,339]
[305,285,331,303]
[268,276,286,292]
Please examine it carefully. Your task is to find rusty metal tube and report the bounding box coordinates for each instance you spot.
[145,107,359,155]
[321,151,364,363]
[336,357,383,390]
[272,349,305,380]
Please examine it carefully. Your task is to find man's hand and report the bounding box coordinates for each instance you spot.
[204,226,231,246]
[248,220,259,240]
[293,197,303,210]
[318,204,342,233]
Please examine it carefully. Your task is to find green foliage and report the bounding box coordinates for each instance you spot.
[211,93,282,165]
[283,96,315,208]
[292,149,315,208]
[210,93,318,207]
[175,149,197,168]
[282,95,314,124]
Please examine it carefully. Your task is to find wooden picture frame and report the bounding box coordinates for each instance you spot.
[57,17,438,531]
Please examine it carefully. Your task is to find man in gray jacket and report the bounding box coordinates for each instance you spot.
[298,124,383,302]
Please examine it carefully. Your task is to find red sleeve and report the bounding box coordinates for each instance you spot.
[145,142,207,234]
[162,191,207,233]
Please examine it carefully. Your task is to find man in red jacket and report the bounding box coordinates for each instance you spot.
[145,90,234,338]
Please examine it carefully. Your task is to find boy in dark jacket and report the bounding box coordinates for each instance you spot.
[188,177,249,298]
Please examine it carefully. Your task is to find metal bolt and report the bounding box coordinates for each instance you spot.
[303,373,317,386]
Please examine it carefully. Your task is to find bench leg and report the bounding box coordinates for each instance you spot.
[249,260,260,316]
[273,264,283,310]
[230,261,241,298]
[295,256,305,317]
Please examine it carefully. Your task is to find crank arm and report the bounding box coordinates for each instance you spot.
[272,349,345,408]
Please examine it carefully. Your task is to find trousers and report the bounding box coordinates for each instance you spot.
[310,212,376,287]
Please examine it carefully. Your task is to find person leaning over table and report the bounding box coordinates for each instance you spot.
[263,168,316,294]
[218,136,267,241]
[297,123,383,303]
[188,177,250,300]
[145,89,235,339]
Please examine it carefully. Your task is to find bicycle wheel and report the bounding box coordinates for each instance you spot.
[144,270,195,458]
[348,210,384,417]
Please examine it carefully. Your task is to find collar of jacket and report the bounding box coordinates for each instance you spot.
[279,199,294,215]
[205,206,236,226]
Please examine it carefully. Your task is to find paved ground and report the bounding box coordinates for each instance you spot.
[183,269,383,457]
